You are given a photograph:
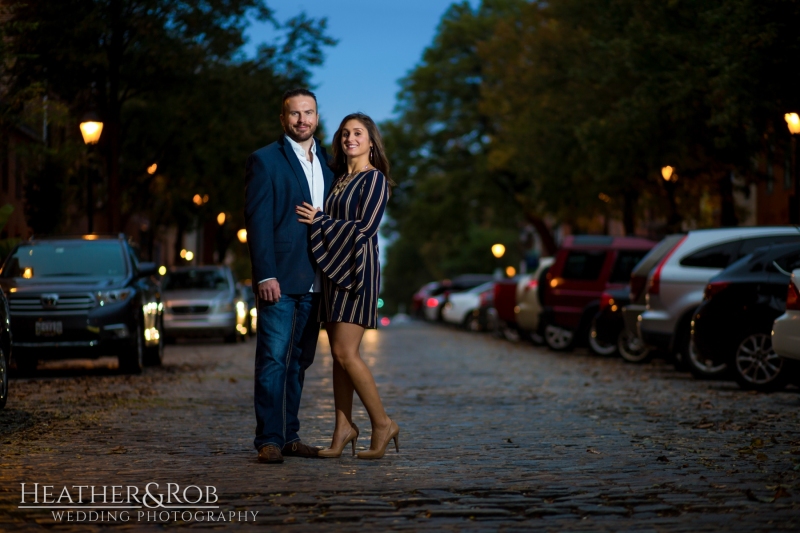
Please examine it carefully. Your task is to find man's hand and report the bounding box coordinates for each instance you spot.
[258,279,281,304]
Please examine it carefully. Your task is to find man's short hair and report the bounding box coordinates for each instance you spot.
[281,89,317,113]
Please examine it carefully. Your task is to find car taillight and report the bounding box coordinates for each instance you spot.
[703,281,730,301]
[786,281,800,311]
[599,292,615,311]
[426,297,438,308]
[524,279,538,293]
[647,236,687,296]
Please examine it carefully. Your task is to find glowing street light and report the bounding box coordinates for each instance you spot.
[147,163,158,175]
[785,113,800,135]
[79,119,103,145]
[217,212,226,226]
[184,251,194,261]
[237,229,247,243]
[661,166,674,181]
[158,266,167,276]
[491,244,506,258]
[192,194,203,206]
[180,249,187,258]
[505,266,516,277]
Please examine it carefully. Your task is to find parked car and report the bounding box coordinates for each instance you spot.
[162,266,246,343]
[0,235,163,374]
[514,257,555,343]
[540,235,656,351]
[589,287,631,357]
[639,227,800,375]
[441,281,496,330]
[692,243,800,390]
[0,289,10,409]
[493,277,523,341]
[412,281,444,318]
[773,268,800,362]
[422,274,494,322]
[617,234,686,363]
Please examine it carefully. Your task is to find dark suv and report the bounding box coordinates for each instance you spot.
[541,235,655,351]
[0,235,163,374]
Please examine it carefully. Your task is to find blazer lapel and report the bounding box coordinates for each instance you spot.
[278,136,312,204]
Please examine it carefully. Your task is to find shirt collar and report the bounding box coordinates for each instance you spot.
[284,134,316,159]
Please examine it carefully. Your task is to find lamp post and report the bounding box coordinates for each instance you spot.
[80,114,104,233]
[786,113,800,224]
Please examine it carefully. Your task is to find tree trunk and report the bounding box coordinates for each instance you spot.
[523,211,558,256]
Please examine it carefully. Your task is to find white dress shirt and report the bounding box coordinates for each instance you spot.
[258,135,324,292]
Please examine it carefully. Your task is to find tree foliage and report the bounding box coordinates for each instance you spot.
[381,0,800,312]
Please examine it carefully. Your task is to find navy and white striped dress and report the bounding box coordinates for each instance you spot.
[310,170,388,329]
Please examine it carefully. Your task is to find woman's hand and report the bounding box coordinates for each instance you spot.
[296,202,321,225]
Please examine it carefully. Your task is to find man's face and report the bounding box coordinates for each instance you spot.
[280,96,318,143]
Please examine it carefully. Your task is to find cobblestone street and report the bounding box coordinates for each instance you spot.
[1,321,800,531]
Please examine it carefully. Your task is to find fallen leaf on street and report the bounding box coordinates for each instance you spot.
[587,448,600,454]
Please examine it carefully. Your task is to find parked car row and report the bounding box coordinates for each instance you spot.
[416,226,800,393]
[0,234,257,409]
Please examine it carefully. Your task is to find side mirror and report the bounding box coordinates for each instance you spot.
[138,262,159,278]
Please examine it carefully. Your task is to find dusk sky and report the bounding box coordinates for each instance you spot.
[246,0,479,140]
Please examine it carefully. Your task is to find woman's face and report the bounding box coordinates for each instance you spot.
[341,120,372,159]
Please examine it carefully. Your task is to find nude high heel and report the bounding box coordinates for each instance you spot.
[357,420,399,460]
[318,423,359,458]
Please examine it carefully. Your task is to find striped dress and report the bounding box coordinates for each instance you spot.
[310,170,388,329]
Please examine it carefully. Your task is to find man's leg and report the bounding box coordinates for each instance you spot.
[284,293,321,444]
[254,295,295,451]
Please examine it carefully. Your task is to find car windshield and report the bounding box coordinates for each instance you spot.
[1,241,127,278]
[163,270,230,291]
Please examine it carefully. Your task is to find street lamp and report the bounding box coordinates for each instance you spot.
[491,244,506,258]
[147,163,158,175]
[217,212,226,226]
[237,229,247,243]
[80,114,104,234]
[786,113,800,223]
[661,166,674,181]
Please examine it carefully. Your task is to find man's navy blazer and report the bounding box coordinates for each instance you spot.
[244,136,335,294]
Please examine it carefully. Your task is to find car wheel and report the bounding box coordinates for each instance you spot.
[588,321,618,356]
[733,333,789,392]
[617,330,651,364]
[463,313,481,332]
[0,347,7,409]
[143,315,165,367]
[119,320,144,374]
[686,334,728,379]
[544,324,574,351]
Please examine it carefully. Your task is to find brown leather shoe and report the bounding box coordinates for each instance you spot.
[257,444,284,464]
[282,440,320,458]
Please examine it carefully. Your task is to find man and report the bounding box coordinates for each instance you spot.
[244,89,334,463]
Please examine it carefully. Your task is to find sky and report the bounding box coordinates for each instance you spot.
[245,0,479,141]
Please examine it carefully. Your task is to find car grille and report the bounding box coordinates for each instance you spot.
[9,294,95,314]
[171,305,210,315]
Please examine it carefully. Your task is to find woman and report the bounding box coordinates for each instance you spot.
[295,112,398,460]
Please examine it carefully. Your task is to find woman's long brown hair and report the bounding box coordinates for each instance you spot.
[331,113,395,186]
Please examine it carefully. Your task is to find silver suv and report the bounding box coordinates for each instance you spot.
[639,227,800,371]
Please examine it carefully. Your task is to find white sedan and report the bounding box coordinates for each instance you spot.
[773,268,800,361]
[441,281,497,329]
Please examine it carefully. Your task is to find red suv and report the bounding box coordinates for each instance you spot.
[541,235,655,351]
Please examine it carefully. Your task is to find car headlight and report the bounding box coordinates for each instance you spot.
[96,289,132,306]
[217,300,234,313]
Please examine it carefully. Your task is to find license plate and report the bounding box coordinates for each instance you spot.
[35,321,63,337]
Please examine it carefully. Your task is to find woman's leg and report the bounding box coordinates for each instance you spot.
[327,322,392,447]
[328,356,355,446]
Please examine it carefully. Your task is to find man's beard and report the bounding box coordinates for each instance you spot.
[285,123,316,143]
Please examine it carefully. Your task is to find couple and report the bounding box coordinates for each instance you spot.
[244,89,399,464]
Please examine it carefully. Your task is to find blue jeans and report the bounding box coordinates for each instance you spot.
[254,293,320,450]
